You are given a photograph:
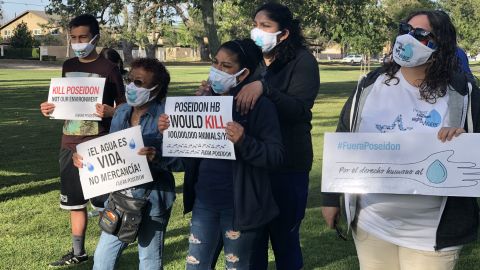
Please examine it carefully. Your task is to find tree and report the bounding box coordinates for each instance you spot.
[11,22,35,48]
[195,0,221,59]
[440,0,480,56]
[172,3,211,60]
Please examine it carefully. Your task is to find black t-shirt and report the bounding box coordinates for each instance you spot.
[60,55,126,150]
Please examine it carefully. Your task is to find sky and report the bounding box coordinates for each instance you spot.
[1,0,49,23]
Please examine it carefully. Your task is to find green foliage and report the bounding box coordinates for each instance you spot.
[10,22,35,48]
[441,0,480,55]
[1,48,40,59]
[215,1,252,42]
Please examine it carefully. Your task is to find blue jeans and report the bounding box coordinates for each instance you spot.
[186,201,261,270]
[251,172,309,270]
[93,212,170,270]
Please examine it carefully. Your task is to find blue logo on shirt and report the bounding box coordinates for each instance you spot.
[376,114,413,133]
[412,109,441,127]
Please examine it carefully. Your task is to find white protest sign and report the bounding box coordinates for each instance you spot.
[48,77,105,120]
[76,126,153,199]
[322,132,480,197]
[163,96,236,160]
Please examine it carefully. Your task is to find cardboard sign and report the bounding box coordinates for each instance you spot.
[76,126,153,199]
[48,77,105,120]
[163,96,236,160]
[322,132,480,197]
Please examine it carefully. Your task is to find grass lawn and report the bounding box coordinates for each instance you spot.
[1,63,479,269]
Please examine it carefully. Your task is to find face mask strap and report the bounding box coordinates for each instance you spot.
[233,68,247,86]
[89,34,99,45]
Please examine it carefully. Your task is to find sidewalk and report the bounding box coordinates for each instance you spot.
[0,59,62,70]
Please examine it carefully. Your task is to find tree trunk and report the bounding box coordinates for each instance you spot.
[122,40,134,64]
[199,0,220,59]
[145,44,156,59]
[195,36,210,61]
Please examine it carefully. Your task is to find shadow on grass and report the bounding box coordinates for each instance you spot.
[0,180,58,203]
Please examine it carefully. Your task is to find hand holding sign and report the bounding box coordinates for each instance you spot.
[40,101,55,117]
[437,127,465,142]
[157,113,170,134]
[226,122,245,144]
[95,103,115,118]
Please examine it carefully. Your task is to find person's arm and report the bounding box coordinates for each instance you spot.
[262,52,320,123]
[233,98,284,168]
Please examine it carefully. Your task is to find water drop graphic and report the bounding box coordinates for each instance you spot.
[129,139,136,149]
[87,163,94,172]
[400,43,413,60]
[426,159,447,184]
[425,109,441,127]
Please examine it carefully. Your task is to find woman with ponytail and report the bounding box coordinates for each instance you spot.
[234,3,320,270]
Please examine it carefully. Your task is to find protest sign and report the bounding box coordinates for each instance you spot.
[47,77,105,120]
[322,132,480,197]
[76,126,153,199]
[163,96,236,160]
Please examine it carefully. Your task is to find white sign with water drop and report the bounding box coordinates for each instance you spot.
[322,132,480,197]
[76,125,154,199]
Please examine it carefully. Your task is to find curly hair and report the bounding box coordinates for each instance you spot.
[130,58,170,101]
[383,10,459,103]
[254,2,307,65]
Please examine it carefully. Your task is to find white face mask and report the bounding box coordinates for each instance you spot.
[392,34,436,67]
[208,67,246,94]
[250,27,282,53]
[125,82,158,107]
[71,34,98,58]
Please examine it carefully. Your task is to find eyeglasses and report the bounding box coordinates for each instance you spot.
[124,78,145,88]
[334,219,347,241]
[399,22,434,41]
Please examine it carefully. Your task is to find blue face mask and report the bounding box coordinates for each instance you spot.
[250,28,282,53]
[125,82,158,106]
[208,66,246,94]
[71,35,98,58]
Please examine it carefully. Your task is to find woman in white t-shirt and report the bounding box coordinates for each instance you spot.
[322,10,480,270]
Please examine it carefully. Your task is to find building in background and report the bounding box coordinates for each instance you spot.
[0,10,64,45]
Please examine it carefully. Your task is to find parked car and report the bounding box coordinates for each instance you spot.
[342,54,363,64]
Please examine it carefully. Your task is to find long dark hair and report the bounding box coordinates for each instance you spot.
[101,48,127,77]
[255,2,307,64]
[383,10,458,103]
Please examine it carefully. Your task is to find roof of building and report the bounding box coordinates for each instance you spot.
[0,10,53,30]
